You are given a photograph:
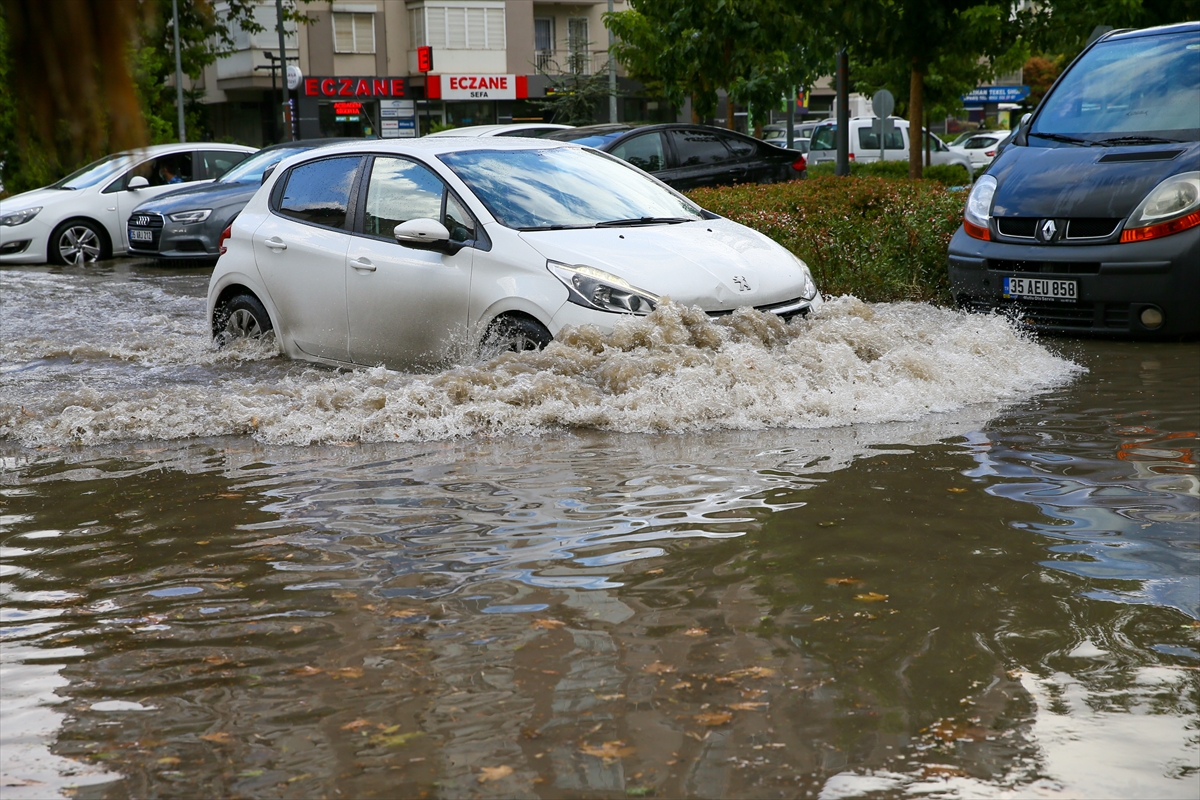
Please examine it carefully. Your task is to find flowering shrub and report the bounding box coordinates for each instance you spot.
[689,177,967,305]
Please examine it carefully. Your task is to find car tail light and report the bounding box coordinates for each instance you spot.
[848,153,855,161]
[792,154,807,171]
[985,150,996,157]
[218,225,232,255]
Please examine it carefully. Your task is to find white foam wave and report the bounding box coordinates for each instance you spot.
[1,294,1084,447]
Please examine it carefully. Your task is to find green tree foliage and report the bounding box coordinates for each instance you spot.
[530,52,618,126]
[1020,0,1200,60]
[605,0,832,128]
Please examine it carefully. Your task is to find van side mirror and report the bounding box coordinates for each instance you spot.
[128,176,149,190]
[1015,112,1033,146]
[394,218,456,252]
[261,165,276,185]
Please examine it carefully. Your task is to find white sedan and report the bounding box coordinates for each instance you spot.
[208,138,822,369]
[949,132,1011,169]
[0,143,255,265]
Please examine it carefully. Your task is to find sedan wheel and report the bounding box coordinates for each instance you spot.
[214,293,273,346]
[483,315,552,354]
[51,221,105,265]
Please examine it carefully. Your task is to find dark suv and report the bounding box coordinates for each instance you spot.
[949,22,1199,338]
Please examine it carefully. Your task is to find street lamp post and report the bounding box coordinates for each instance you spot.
[607,0,617,123]
[172,0,186,142]
[275,0,291,141]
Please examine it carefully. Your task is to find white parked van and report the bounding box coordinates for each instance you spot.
[806,117,974,178]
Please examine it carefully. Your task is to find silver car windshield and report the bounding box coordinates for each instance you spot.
[1032,30,1200,143]
[438,147,704,230]
[50,154,136,190]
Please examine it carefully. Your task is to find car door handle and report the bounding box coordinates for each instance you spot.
[264,236,287,251]
[350,257,376,272]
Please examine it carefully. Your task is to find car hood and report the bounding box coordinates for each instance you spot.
[133,181,260,214]
[0,186,81,213]
[518,218,809,310]
[988,141,1200,219]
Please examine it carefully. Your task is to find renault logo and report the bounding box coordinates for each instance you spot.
[1036,218,1059,243]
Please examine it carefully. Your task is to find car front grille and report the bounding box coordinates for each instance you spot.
[995,217,1121,241]
[130,213,164,229]
[959,296,1133,331]
[707,296,812,321]
[987,259,1100,275]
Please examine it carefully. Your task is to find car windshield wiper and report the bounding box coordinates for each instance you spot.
[595,217,694,227]
[1094,135,1183,146]
[516,223,597,231]
[1029,132,1096,146]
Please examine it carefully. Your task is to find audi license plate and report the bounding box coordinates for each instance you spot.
[1003,276,1077,302]
[129,229,154,242]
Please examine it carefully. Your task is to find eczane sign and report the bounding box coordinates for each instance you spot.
[426,74,529,100]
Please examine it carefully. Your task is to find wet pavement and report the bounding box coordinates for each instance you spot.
[1,260,1197,798]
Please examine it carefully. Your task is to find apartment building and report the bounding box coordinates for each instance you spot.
[197,0,652,145]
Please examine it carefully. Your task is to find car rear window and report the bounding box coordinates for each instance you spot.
[278,156,360,229]
[668,130,730,166]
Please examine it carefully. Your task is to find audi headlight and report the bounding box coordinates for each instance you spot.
[548,260,659,315]
[1,206,42,226]
[963,175,996,240]
[169,209,213,224]
[1121,171,1200,243]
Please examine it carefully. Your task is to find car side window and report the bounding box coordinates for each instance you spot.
[717,132,756,158]
[445,194,476,243]
[103,152,195,193]
[610,133,667,172]
[278,156,361,229]
[667,130,731,166]
[810,126,835,151]
[858,126,905,150]
[363,157,446,239]
[201,150,249,180]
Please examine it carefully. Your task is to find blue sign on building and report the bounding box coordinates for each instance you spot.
[962,85,1031,104]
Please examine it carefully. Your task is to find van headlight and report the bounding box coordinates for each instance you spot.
[963,175,996,240]
[547,260,659,315]
[1121,171,1200,243]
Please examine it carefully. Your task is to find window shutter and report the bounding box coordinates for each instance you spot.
[353,13,375,53]
[446,7,467,48]
[333,12,355,53]
[486,8,506,50]
[466,8,485,49]
[427,7,446,48]
[409,8,425,48]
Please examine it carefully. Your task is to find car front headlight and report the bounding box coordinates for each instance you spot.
[547,260,659,315]
[168,209,213,224]
[1,206,42,226]
[1121,171,1200,243]
[788,252,819,300]
[962,175,996,240]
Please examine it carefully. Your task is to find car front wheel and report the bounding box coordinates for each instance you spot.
[213,293,273,346]
[50,219,108,265]
[482,315,552,354]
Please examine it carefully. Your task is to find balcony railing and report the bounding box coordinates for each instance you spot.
[534,49,608,75]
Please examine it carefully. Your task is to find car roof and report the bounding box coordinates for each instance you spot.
[1105,21,1200,41]
[112,142,256,158]
[427,123,574,137]
[259,137,361,151]
[272,137,586,161]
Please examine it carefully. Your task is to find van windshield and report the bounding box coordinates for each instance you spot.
[1031,29,1200,144]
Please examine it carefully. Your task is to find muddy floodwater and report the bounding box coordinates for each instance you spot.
[1,261,1197,799]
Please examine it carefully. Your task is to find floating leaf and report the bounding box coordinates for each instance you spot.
[289,625,303,634]
[597,693,626,701]
[291,666,323,677]
[329,667,363,679]
[370,731,423,748]
[531,619,566,630]
[741,688,768,699]
[646,569,664,575]
[626,787,655,797]
[694,712,732,726]
[728,702,769,710]
[683,627,708,637]
[643,661,675,675]
[854,592,889,602]
[340,719,372,731]
[824,577,863,586]
[947,488,969,493]
[238,769,265,778]
[388,609,421,618]
[156,757,181,766]
[477,765,514,783]
[203,655,231,666]
[727,667,776,679]
[580,741,635,761]
[199,732,233,744]
[672,681,692,691]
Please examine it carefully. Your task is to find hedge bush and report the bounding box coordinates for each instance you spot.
[806,160,972,186]
[689,177,968,305]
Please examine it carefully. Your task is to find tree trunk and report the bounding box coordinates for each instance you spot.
[909,60,924,179]
[727,94,735,130]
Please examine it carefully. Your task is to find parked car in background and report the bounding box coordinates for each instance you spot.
[764,136,809,155]
[545,124,806,189]
[0,143,255,265]
[806,118,974,177]
[208,138,822,369]
[128,139,353,263]
[761,121,822,143]
[950,131,1011,169]
[425,123,573,138]
[948,128,1007,148]
[949,21,1200,339]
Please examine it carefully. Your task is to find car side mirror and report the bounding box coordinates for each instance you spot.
[394,218,454,252]
[261,165,276,185]
[128,176,150,190]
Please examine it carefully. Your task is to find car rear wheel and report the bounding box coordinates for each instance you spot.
[482,315,552,354]
[49,219,108,265]
[213,293,273,346]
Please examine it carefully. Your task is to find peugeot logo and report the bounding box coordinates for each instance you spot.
[732,275,752,292]
[1036,218,1059,243]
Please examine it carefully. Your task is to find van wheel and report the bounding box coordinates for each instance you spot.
[483,315,552,354]
[213,293,272,346]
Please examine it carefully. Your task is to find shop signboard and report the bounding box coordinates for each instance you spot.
[303,76,406,98]
[380,99,416,119]
[381,119,417,139]
[426,75,529,101]
[961,85,1030,104]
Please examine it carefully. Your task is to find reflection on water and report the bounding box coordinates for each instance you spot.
[0,264,1197,798]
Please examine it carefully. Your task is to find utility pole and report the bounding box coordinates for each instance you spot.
[172,0,186,142]
[607,0,617,123]
[835,48,849,176]
[275,0,291,141]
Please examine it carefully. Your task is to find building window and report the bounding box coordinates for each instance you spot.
[534,17,553,70]
[333,11,375,54]
[567,17,589,74]
[409,2,505,50]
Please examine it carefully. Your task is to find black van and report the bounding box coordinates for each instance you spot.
[948,22,1199,338]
